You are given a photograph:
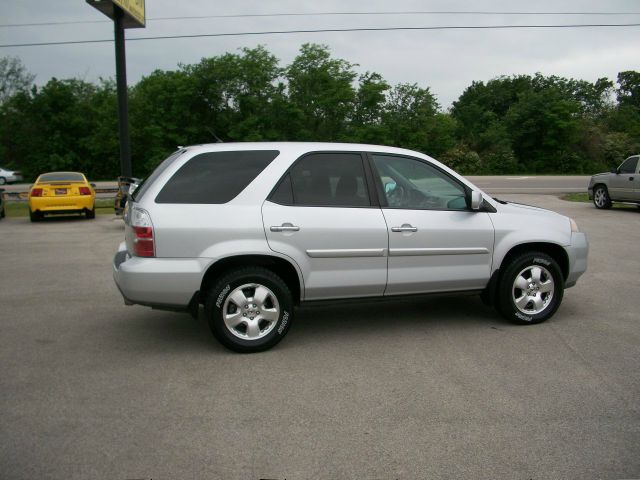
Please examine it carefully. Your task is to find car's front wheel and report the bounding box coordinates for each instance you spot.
[593,185,612,209]
[205,267,294,353]
[497,252,564,325]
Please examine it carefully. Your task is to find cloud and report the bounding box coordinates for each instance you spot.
[1,0,639,107]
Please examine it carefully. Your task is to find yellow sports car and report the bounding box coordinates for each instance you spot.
[28,172,96,222]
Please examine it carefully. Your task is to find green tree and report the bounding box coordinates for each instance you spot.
[382,83,456,157]
[0,56,35,104]
[286,43,357,140]
[349,72,390,144]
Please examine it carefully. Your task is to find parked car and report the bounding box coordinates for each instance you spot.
[28,172,96,222]
[0,166,23,185]
[588,155,640,209]
[113,143,588,352]
[0,188,5,219]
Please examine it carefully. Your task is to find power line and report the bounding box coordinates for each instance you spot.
[4,21,640,48]
[1,23,639,48]
[1,10,640,28]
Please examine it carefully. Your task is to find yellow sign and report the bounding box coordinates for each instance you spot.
[112,0,145,27]
[86,0,146,29]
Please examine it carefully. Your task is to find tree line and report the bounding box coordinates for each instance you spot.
[0,44,638,180]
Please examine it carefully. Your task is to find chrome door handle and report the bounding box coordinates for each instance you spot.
[270,224,300,232]
[391,224,418,233]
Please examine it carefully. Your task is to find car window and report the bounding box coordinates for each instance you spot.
[156,150,279,204]
[372,154,468,210]
[619,157,638,174]
[38,172,85,183]
[132,150,184,201]
[269,174,294,205]
[287,153,370,207]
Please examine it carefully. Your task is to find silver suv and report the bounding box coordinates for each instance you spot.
[588,155,640,209]
[113,143,588,352]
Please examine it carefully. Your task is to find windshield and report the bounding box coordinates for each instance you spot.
[38,172,85,183]
[131,149,185,202]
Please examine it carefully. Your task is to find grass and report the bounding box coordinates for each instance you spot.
[3,198,115,218]
[560,192,639,210]
[560,193,590,202]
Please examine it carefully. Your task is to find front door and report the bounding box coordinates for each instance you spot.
[369,153,494,295]
[609,156,638,201]
[262,152,388,300]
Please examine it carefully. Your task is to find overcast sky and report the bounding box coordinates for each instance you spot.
[1,0,639,107]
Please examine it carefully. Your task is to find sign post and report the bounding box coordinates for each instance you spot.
[86,0,145,178]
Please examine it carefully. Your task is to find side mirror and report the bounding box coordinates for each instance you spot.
[90,183,96,188]
[610,168,619,174]
[470,190,483,211]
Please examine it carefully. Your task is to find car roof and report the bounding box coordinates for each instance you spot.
[182,142,434,158]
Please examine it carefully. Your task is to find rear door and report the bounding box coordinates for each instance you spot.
[369,153,494,295]
[262,152,389,300]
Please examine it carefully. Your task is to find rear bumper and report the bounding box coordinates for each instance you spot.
[564,232,588,288]
[112,242,206,309]
[29,195,94,212]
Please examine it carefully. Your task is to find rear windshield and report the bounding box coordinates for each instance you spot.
[38,172,84,183]
[131,150,185,202]
[155,150,279,204]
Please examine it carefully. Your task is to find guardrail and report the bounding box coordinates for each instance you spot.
[1,188,118,202]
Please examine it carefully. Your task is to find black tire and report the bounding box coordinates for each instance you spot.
[0,177,6,185]
[0,206,5,218]
[592,185,612,209]
[496,252,564,325]
[205,267,294,353]
[86,207,96,219]
[29,209,41,222]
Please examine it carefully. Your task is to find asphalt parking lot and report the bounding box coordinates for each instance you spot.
[1,195,639,479]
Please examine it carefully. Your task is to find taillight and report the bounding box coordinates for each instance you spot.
[131,206,155,257]
[31,188,43,197]
[79,186,91,195]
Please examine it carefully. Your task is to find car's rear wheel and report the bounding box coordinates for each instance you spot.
[497,252,564,325]
[593,185,612,209]
[205,267,293,353]
[29,209,41,222]
[0,177,6,185]
[86,207,95,219]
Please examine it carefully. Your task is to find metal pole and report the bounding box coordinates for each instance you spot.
[114,6,132,177]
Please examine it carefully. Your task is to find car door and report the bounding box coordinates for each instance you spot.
[369,153,494,295]
[262,152,389,300]
[632,156,640,201]
[609,156,638,201]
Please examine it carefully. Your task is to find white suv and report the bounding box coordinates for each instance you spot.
[113,143,588,352]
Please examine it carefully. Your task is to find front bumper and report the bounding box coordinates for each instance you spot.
[564,232,588,288]
[112,242,206,309]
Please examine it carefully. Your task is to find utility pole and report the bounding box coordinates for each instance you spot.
[113,6,132,177]
[86,0,145,178]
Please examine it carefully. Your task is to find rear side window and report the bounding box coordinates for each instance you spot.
[273,152,370,207]
[133,149,184,201]
[156,150,279,204]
